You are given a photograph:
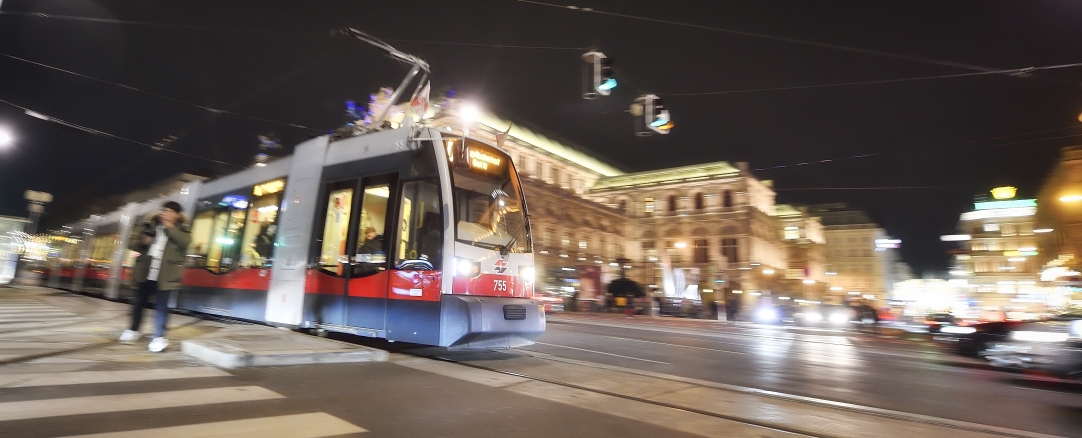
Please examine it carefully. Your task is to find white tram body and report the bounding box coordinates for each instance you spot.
[53,125,543,349]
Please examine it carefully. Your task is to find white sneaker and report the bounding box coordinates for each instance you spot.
[118,330,141,344]
[148,337,169,353]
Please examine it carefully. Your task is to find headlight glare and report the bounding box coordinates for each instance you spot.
[455,258,479,277]
[519,266,535,281]
[941,326,977,334]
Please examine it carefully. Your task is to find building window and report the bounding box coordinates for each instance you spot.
[722,238,739,265]
[848,249,857,257]
[579,240,587,250]
[668,195,677,212]
[693,239,709,263]
[847,237,856,244]
[561,234,570,248]
[644,197,655,214]
[618,199,627,212]
[784,226,800,240]
[545,228,555,247]
[642,241,657,262]
[694,193,704,211]
[722,190,733,208]
[984,223,999,232]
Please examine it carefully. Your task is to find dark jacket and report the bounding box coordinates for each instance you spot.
[128,212,191,290]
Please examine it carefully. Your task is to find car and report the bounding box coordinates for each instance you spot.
[984,315,1082,379]
[933,320,1024,357]
[532,290,565,313]
[795,305,852,327]
[923,313,956,333]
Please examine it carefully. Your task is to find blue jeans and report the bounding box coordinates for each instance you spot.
[130,280,171,338]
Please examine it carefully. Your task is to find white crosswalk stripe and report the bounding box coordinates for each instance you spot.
[60,412,367,437]
[0,386,284,421]
[0,367,230,388]
[0,356,368,436]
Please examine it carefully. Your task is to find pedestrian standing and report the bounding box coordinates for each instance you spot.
[118,201,190,352]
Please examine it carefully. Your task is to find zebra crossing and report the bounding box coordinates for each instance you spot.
[0,294,367,436]
[0,361,367,437]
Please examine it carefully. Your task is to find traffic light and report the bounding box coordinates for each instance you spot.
[631,94,673,136]
[582,51,616,99]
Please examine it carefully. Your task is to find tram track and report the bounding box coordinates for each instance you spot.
[430,354,830,437]
[424,350,1062,438]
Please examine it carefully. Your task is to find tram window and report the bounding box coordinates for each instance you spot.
[452,149,531,253]
[189,210,215,268]
[395,180,443,270]
[238,188,282,268]
[318,185,354,275]
[353,183,390,277]
[205,209,245,274]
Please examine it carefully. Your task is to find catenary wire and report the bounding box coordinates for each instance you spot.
[753,127,1082,172]
[0,97,245,169]
[664,63,1082,96]
[0,52,323,133]
[514,0,1044,77]
[0,10,586,50]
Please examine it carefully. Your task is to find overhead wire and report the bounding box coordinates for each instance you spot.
[753,126,1082,172]
[0,10,586,50]
[514,0,1045,77]
[0,97,245,169]
[0,52,323,133]
[665,63,1082,96]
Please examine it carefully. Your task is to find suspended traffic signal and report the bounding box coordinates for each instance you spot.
[582,51,616,99]
[631,94,673,136]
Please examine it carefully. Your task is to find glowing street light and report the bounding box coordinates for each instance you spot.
[674,242,687,248]
[1060,195,1082,203]
[0,130,12,146]
[762,269,775,275]
[459,102,480,136]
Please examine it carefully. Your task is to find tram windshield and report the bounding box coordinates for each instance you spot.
[450,140,530,253]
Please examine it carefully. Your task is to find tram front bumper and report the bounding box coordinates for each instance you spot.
[441,295,546,349]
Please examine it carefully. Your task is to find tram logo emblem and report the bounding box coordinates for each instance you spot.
[493,259,508,274]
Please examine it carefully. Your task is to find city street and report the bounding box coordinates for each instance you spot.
[509,314,1082,436]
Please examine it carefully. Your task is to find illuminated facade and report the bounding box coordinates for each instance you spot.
[1033,146,1082,308]
[946,192,1045,312]
[806,204,899,303]
[426,97,826,306]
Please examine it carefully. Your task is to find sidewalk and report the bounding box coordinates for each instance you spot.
[0,285,386,368]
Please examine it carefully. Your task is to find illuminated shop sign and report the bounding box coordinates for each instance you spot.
[973,199,1036,211]
[960,206,1035,220]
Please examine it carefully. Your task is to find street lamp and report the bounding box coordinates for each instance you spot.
[0,128,12,149]
[459,102,480,136]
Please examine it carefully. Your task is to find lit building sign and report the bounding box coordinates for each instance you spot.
[973,199,1036,210]
[990,186,1016,200]
[960,206,1035,221]
[253,179,285,197]
[874,238,901,249]
[940,234,971,241]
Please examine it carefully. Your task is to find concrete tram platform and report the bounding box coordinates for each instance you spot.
[0,285,387,368]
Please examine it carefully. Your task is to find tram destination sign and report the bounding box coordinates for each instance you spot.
[461,139,509,178]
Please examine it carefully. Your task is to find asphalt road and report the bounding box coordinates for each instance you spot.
[503,318,1082,437]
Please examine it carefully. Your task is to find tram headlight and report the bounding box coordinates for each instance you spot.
[455,258,480,277]
[519,266,535,282]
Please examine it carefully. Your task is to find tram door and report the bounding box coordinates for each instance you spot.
[313,175,396,333]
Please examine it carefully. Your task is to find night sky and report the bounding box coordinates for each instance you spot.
[2,0,1081,276]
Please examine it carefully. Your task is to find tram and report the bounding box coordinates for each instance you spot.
[42,29,543,349]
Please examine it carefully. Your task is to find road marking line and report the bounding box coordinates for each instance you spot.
[533,342,670,364]
[0,367,231,388]
[59,412,367,438]
[0,386,283,421]
[604,336,746,354]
